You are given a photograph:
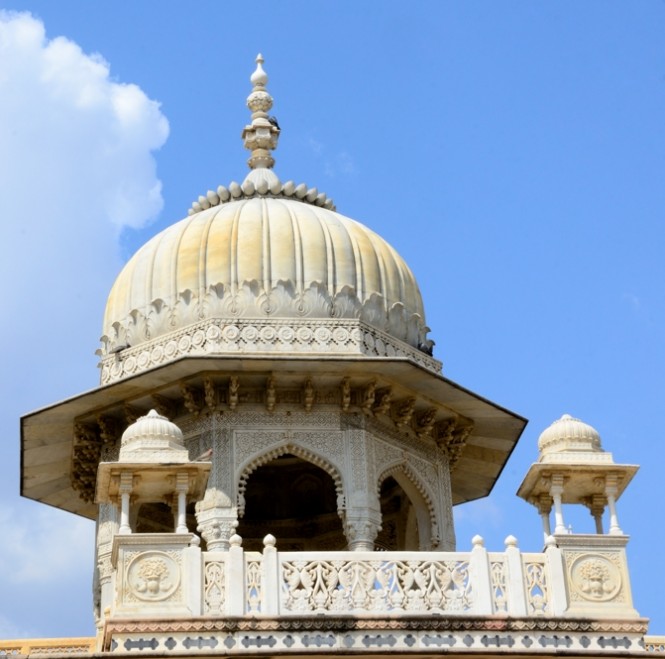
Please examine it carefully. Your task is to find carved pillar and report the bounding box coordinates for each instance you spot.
[193,415,237,550]
[344,512,382,551]
[95,503,118,628]
[195,488,238,551]
[605,475,623,535]
[118,472,133,534]
[434,443,456,551]
[344,424,381,550]
[175,472,189,533]
[536,494,553,541]
[588,493,606,534]
[549,474,567,535]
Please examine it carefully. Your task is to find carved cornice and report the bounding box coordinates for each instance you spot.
[100,317,441,385]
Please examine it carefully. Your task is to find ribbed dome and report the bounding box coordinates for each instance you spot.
[119,409,189,463]
[538,413,603,456]
[102,194,429,354]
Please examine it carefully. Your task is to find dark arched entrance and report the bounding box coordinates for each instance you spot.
[375,476,420,550]
[237,453,346,551]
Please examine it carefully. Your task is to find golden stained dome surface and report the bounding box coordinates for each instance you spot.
[102,191,429,353]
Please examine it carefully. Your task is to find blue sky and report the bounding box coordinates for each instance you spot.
[0,0,664,638]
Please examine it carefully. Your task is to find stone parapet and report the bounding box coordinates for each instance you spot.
[99,533,646,654]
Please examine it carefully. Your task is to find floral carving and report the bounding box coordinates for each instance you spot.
[281,558,472,614]
[127,552,180,602]
[570,554,622,602]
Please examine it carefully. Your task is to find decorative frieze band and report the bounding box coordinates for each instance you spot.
[99,318,441,385]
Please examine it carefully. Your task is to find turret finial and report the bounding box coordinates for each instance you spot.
[242,53,280,170]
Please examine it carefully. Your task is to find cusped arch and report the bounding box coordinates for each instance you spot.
[237,443,345,518]
[377,462,437,550]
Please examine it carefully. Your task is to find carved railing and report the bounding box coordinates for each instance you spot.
[0,638,95,656]
[109,532,638,621]
[645,637,665,653]
[196,535,557,618]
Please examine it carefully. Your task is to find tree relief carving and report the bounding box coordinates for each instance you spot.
[568,553,622,602]
[126,551,181,602]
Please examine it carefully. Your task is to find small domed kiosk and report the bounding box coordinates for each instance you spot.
[518,414,638,536]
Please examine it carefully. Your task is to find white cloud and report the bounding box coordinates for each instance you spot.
[0,12,168,637]
[0,11,168,389]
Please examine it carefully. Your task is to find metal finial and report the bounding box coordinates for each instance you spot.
[242,54,280,170]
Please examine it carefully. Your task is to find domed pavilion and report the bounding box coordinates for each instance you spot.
[16,56,650,657]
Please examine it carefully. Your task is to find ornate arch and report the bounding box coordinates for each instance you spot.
[237,443,345,518]
[377,462,437,549]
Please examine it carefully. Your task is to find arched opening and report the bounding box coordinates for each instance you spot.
[375,476,420,550]
[236,453,345,551]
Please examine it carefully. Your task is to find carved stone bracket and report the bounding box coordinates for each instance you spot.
[435,420,473,470]
[72,424,102,503]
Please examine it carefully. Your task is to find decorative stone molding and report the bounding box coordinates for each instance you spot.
[100,316,439,385]
[190,176,336,216]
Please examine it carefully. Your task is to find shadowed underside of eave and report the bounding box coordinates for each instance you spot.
[21,355,527,519]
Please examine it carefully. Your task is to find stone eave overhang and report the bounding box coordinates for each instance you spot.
[21,354,527,519]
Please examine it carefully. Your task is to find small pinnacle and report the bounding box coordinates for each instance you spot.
[243,54,279,170]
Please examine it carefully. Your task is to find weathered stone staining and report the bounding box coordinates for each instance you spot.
[16,54,653,657]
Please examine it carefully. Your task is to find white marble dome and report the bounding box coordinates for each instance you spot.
[102,184,427,352]
[537,413,603,456]
[119,409,189,463]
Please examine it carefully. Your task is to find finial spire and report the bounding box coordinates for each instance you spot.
[242,54,280,170]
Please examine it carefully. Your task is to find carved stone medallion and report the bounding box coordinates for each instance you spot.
[569,554,621,602]
[127,551,181,602]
